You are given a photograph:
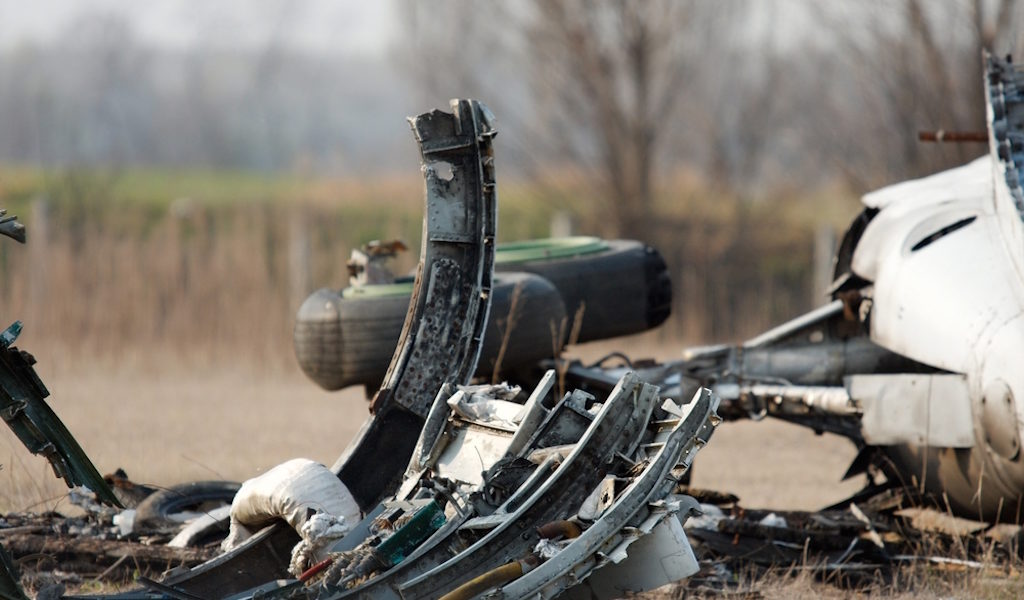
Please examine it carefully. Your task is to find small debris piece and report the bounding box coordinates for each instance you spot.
[1,514,216,582]
[757,513,787,528]
[895,507,988,537]
[849,502,885,549]
[0,209,25,244]
[289,511,350,577]
[680,487,740,506]
[347,239,408,286]
[685,504,725,531]
[102,468,157,508]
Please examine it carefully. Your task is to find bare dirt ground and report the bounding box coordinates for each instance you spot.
[690,419,862,510]
[1,363,863,513]
[2,341,1023,598]
[565,336,866,509]
[1,336,863,513]
[2,357,369,512]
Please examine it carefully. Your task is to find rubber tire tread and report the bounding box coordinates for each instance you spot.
[495,239,672,343]
[294,272,566,391]
[134,480,241,531]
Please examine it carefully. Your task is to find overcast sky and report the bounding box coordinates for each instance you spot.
[0,0,397,56]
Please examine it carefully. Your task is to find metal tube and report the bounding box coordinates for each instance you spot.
[437,559,532,600]
[918,130,988,143]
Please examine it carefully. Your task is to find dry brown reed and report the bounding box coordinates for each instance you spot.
[490,279,525,384]
[0,168,863,372]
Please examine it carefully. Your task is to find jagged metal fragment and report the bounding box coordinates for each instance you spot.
[0,209,24,244]
[398,374,660,600]
[158,99,498,599]
[0,323,120,506]
[492,389,716,598]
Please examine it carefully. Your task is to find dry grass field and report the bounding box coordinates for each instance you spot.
[3,341,1023,598]
[0,354,367,513]
[1,336,862,514]
[0,171,1015,597]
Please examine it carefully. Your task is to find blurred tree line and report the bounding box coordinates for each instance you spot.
[0,13,416,174]
[1,0,1023,351]
[1,2,1020,197]
[399,0,1024,341]
[397,0,1023,236]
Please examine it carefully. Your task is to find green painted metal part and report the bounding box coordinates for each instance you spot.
[0,322,121,507]
[341,237,609,298]
[493,236,608,264]
[342,280,415,298]
[375,501,446,568]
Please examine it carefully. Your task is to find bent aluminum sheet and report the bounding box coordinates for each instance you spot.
[492,388,716,599]
[396,373,659,600]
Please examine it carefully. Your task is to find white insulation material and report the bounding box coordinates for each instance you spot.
[289,511,351,577]
[221,458,360,553]
[446,383,524,429]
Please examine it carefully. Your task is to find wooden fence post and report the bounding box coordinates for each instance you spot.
[289,209,312,312]
[812,225,836,306]
[28,196,49,326]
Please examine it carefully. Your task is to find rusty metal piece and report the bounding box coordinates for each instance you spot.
[341,99,497,511]
[370,99,497,418]
[536,520,582,540]
[917,130,988,143]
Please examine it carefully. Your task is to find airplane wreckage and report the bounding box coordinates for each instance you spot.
[2,54,1024,598]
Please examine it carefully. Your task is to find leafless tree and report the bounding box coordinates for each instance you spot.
[524,0,711,238]
[814,1,1024,186]
[394,1,731,238]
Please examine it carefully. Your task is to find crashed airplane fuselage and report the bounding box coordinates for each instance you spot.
[674,54,1024,521]
[5,55,1024,599]
[0,99,717,599]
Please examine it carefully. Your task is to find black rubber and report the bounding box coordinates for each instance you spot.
[495,239,672,343]
[477,272,568,382]
[294,272,567,391]
[294,238,675,391]
[294,287,409,392]
[134,480,241,532]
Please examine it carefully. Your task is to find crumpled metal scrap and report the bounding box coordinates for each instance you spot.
[0,209,24,244]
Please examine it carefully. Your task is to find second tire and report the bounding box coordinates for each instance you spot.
[294,272,567,391]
